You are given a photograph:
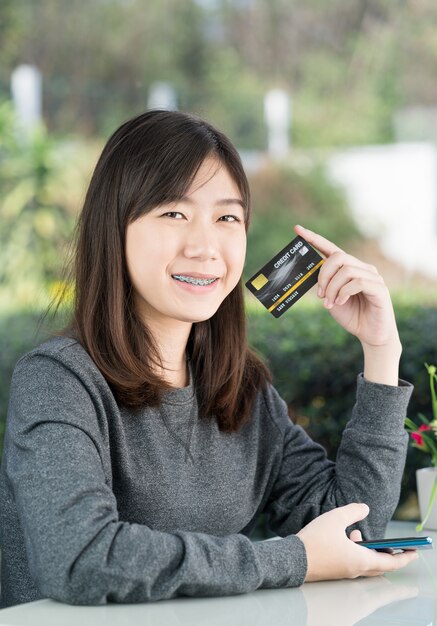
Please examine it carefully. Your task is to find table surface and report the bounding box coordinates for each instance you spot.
[1,521,436,626]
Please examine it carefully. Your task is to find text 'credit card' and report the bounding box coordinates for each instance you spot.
[245,236,324,318]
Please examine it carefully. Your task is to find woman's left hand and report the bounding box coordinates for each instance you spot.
[294,225,401,353]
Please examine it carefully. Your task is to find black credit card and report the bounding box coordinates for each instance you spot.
[245,236,324,318]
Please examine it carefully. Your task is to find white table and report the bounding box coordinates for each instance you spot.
[0,521,435,626]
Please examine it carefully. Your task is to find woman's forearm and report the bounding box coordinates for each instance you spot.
[362,338,402,386]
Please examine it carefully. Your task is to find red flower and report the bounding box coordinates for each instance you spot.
[411,424,433,448]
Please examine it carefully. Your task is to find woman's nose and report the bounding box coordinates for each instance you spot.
[182,221,219,260]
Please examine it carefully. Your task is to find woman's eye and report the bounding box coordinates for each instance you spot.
[163,211,184,219]
[219,215,240,222]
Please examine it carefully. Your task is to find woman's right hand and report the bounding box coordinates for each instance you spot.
[296,503,419,582]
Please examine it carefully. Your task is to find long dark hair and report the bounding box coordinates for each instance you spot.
[56,110,271,432]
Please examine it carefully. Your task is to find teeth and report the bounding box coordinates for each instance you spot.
[173,275,217,286]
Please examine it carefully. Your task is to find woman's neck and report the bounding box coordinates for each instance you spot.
[165,359,190,388]
[147,317,192,388]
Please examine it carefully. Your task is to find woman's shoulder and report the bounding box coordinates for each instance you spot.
[9,336,118,427]
[13,335,105,390]
[7,336,118,441]
[25,334,79,355]
[17,335,88,367]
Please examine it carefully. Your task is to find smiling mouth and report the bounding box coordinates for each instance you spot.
[172,275,219,286]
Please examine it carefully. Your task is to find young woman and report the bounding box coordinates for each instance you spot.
[0,110,417,608]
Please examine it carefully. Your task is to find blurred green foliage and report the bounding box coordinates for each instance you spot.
[245,163,360,279]
[0,101,100,310]
[202,47,266,150]
[0,0,268,148]
[2,0,437,148]
[1,303,436,523]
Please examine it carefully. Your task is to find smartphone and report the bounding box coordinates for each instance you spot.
[356,536,433,553]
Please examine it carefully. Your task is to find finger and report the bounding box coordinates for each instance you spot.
[387,550,419,569]
[335,502,370,527]
[294,224,343,257]
[323,268,385,308]
[349,529,363,542]
[334,280,388,311]
[368,550,419,574]
[317,252,378,299]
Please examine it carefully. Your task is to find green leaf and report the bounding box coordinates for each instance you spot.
[425,364,437,422]
[417,412,431,425]
[420,431,437,455]
[417,474,437,532]
[405,417,419,431]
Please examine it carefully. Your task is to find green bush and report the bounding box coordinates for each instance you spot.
[1,303,436,522]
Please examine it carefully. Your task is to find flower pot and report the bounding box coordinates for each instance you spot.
[416,467,437,530]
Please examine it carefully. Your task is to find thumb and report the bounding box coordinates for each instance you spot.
[338,502,370,527]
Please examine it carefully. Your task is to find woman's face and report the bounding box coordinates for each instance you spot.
[125,157,247,329]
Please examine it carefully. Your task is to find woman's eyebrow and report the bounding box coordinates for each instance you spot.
[215,198,245,209]
[179,196,245,209]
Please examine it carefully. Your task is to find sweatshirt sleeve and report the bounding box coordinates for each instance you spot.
[4,354,307,605]
[263,374,413,540]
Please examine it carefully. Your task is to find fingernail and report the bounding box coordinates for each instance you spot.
[324,298,332,309]
[317,286,323,297]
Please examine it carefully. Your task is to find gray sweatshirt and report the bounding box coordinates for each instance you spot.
[0,336,413,608]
